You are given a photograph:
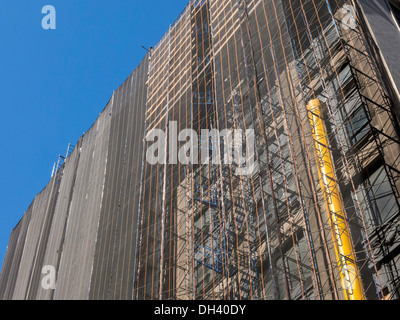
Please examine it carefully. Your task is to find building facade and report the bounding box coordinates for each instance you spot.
[1,0,400,300]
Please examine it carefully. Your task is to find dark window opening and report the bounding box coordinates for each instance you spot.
[388,0,400,29]
[345,107,370,145]
[356,164,399,226]
[338,84,370,147]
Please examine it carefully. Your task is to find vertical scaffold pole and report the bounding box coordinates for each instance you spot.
[307,99,364,300]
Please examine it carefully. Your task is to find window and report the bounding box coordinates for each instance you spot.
[338,87,370,147]
[345,107,370,145]
[193,90,213,105]
[197,56,210,65]
[356,165,398,226]
[335,64,353,92]
[194,22,209,35]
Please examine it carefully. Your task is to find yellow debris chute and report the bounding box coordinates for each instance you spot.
[307,99,364,300]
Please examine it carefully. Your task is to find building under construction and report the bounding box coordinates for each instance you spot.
[1,0,400,300]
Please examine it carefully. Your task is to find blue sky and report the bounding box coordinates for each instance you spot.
[0,0,189,270]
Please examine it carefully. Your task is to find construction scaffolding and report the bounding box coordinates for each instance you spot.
[1,0,400,301]
[132,0,400,301]
[51,143,75,178]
